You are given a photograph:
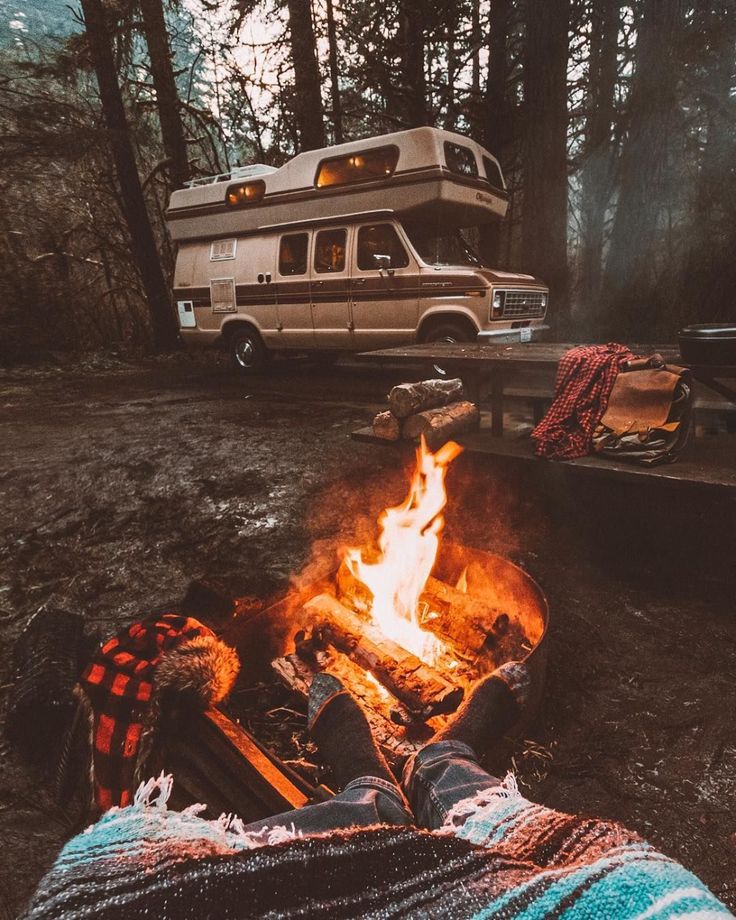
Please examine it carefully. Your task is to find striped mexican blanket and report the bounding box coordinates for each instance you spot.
[24,773,731,919]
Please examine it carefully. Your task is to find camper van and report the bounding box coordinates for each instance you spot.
[166,127,549,372]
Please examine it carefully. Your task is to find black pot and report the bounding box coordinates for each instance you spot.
[678,324,736,366]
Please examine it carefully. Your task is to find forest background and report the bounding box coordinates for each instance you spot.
[0,0,734,360]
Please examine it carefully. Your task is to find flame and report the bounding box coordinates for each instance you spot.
[365,670,390,700]
[345,438,462,665]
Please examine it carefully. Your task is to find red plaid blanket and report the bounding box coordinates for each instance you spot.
[81,614,214,811]
[531,344,636,459]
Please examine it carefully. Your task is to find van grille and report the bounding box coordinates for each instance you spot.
[500,290,547,319]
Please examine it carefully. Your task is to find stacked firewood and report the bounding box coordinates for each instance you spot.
[372,378,480,450]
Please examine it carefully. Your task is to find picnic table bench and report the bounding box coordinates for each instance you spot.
[352,343,736,495]
[356,342,736,437]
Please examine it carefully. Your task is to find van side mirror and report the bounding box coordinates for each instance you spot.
[374,253,393,274]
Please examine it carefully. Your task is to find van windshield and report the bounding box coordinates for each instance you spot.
[404,225,485,268]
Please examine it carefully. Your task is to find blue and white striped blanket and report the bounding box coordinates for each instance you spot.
[24,773,732,919]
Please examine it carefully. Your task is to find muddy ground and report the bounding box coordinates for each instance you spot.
[1,353,734,917]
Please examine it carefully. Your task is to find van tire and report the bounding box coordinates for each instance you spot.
[227,326,269,374]
[418,318,477,375]
[419,318,476,346]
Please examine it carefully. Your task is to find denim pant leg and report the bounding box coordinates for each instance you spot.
[402,739,501,831]
[238,775,413,839]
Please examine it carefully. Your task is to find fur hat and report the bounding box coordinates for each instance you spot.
[155,635,240,709]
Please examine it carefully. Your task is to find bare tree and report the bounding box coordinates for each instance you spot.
[579,0,620,322]
[139,0,190,189]
[479,0,512,266]
[325,0,344,143]
[602,0,685,338]
[398,0,428,127]
[80,0,179,349]
[521,0,570,321]
[285,0,326,150]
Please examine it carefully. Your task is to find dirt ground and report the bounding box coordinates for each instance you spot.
[1,352,735,917]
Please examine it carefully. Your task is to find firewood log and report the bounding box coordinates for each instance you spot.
[271,650,432,767]
[402,400,480,449]
[304,594,463,719]
[388,378,465,418]
[372,410,401,441]
[422,577,526,666]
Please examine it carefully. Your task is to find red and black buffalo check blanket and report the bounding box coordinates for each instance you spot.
[81,613,214,811]
[531,343,636,460]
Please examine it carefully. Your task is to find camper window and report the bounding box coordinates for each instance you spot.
[225,180,266,207]
[314,229,346,273]
[405,225,484,268]
[315,147,399,188]
[444,142,478,177]
[357,224,409,271]
[279,233,309,276]
[482,156,504,190]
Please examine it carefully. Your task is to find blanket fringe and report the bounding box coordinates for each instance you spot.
[441,772,522,830]
[129,773,301,849]
[133,771,174,808]
[223,814,303,848]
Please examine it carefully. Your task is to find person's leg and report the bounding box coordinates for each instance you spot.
[403,661,529,830]
[240,674,412,840]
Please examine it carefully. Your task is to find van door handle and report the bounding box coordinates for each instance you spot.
[353,278,366,286]
[313,280,324,287]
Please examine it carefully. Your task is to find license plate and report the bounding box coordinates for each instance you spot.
[519,327,532,343]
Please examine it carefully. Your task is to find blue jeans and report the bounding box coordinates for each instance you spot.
[402,739,501,831]
[240,740,498,837]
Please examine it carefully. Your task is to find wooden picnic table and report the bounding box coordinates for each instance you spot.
[357,342,736,437]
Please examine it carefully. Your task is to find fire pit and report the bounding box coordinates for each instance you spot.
[224,440,549,768]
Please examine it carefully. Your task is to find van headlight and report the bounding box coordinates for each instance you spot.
[491,290,505,318]
[540,294,548,309]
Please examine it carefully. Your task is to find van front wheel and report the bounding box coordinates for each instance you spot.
[419,319,476,346]
[419,319,476,375]
[228,327,269,374]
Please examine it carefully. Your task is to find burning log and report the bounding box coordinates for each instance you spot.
[372,410,401,441]
[402,401,480,450]
[423,576,527,666]
[389,378,465,418]
[304,594,463,719]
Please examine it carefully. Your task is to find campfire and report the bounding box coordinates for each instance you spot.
[227,438,550,765]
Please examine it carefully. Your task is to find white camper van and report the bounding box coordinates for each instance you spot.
[166,127,549,373]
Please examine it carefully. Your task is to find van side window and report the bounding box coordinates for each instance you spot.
[444,142,478,177]
[482,155,504,190]
[357,224,409,271]
[279,233,308,275]
[314,229,346,273]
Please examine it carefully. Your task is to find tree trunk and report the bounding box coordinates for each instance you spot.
[679,0,736,323]
[579,0,620,329]
[285,0,326,150]
[398,0,427,127]
[479,0,512,266]
[521,0,570,327]
[325,0,343,143]
[601,0,684,339]
[139,0,190,189]
[80,0,178,350]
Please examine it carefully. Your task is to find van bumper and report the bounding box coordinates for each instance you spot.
[477,324,550,345]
